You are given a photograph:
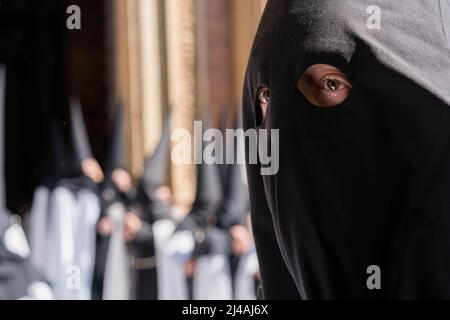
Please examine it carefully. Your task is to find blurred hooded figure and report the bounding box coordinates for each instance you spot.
[93,103,159,300]
[138,113,173,222]
[39,99,102,300]
[219,155,258,300]
[28,112,65,276]
[133,113,199,300]
[134,114,177,300]
[172,119,236,300]
[179,162,233,300]
[93,103,132,300]
[244,0,450,299]
[0,213,52,300]
[0,64,52,300]
[214,113,258,300]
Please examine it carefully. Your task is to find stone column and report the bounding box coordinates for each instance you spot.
[113,0,169,178]
[165,0,197,207]
[231,0,267,114]
[139,0,168,157]
[113,0,143,177]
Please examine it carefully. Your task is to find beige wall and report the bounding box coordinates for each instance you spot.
[165,0,198,206]
[231,0,266,109]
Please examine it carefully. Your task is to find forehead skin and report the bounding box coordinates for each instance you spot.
[250,0,450,105]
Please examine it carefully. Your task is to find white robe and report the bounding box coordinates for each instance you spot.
[234,250,259,300]
[46,187,77,299]
[102,202,131,300]
[154,221,234,300]
[4,219,31,259]
[153,219,193,300]
[193,254,233,300]
[45,186,100,300]
[29,186,50,274]
[73,189,101,300]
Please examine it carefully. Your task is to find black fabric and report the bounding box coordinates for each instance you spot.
[217,116,249,230]
[179,161,223,232]
[0,242,38,300]
[0,64,42,299]
[178,161,230,257]
[91,227,109,300]
[180,118,250,257]
[70,98,93,164]
[38,103,82,187]
[244,0,450,299]
[0,210,43,300]
[135,114,172,221]
[48,113,68,180]
[92,184,122,300]
[0,65,5,209]
[140,115,171,201]
[131,200,158,301]
[92,185,158,300]
[103,103,125,177]
[229,254,240,299]
[217,162,249,230]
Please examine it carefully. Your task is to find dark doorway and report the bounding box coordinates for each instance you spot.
[0,0,113,213]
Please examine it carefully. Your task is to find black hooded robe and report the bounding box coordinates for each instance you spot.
[244,0,450,299]
[93,104,159,300]
[0,64,51,300]
[39,99,101,300]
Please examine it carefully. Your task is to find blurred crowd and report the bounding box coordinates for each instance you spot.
[0,64,259,300]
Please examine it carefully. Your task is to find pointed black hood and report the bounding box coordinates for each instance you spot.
[41,109,81,183]
[0,62,12,234]
[189,161,223,227]
[104,102,125,177]
[217,109,232,185]
[139,114,171,202]
[69,98,93,165]
[220,162,248,223]
[244,0,450,299]
[217,110,249,229]
[0,64,13,217]
[48,112,67,179]
[217,158,249,230]
[189,117,223,227]
[0,64,5,210]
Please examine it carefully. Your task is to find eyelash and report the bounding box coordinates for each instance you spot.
[255,85,270,126]
[258,87,270,103]
[320,75,351,92]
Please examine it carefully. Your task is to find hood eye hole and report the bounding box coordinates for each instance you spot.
[255,85,270,126]
[297,64,352,108]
